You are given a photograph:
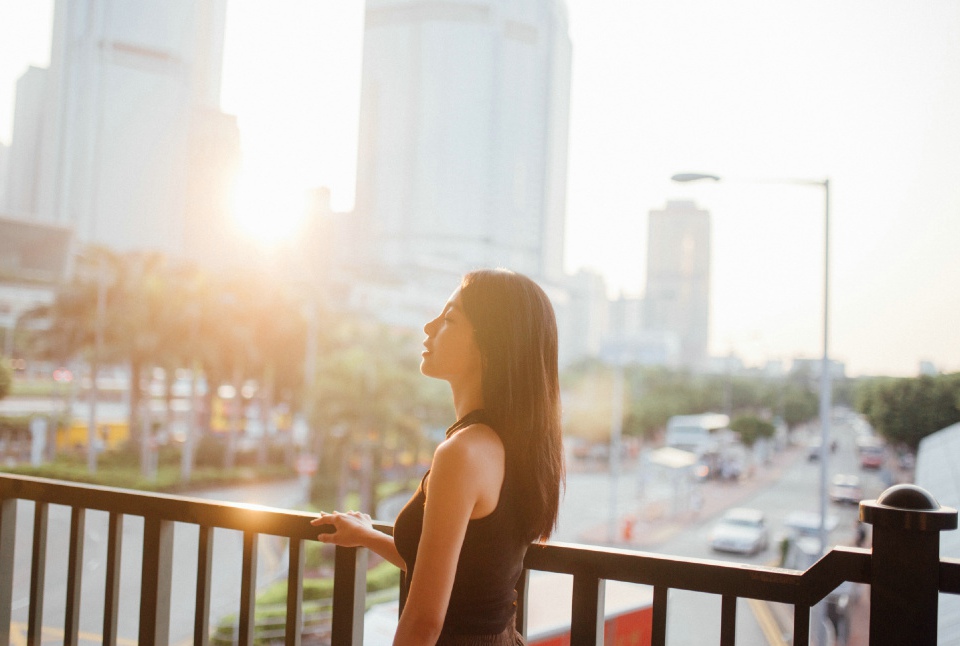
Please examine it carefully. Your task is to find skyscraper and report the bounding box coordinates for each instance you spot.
[644,200,711,369]
[353,0,572,282]
[5,0,237,259]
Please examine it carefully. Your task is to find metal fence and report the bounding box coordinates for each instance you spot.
[1,473,957,645]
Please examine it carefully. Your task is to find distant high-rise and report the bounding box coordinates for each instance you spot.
[6,0,237,260]
[644,200,711,368]
[353,0,572,282]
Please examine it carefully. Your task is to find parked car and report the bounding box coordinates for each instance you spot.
[784,510,839,538]
[830,474,863,505]
[709,508,770,555]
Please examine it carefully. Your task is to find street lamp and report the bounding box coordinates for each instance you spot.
[670,172,833,558]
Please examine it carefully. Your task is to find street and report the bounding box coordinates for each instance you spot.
[554,413,892,645]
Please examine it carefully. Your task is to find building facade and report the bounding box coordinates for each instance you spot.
[644,200,711,369]
[5,0,237,261]
[352,0,572,283]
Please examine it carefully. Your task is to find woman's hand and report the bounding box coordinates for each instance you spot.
[310,510,406,570]
[310,510,374,548]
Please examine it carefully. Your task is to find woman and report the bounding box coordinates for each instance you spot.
[311,268,564,645]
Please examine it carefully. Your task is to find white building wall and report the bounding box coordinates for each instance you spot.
[915,422,960,645]
[5,67,47,219]
[354,0,571,280]
[28,0,228,256]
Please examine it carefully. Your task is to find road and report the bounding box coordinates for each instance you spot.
[554,413,892,645]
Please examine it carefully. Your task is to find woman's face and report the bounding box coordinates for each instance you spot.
[421,288,483,383]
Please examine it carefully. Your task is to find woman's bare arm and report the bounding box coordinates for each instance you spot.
[393,425,504,646]
[310,510,406,570]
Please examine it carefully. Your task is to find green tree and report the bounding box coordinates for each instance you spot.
[0,356,12,401]
[780,384,819,430]
[730,415,776,448]
[307,314,446,512]
[856,373,960,451]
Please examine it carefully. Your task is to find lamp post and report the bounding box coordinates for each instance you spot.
[670,173,833,559]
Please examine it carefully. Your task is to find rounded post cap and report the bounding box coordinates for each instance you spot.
[860,484,958,531]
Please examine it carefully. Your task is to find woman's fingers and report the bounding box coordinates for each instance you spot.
[310,512,334,526]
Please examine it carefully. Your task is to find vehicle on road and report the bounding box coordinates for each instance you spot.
[665,413,730,455]
[709,507,770,555]
[830,474,863,505]
[784,510,839,538]
[807,437,822,461]
[858,441,886,469]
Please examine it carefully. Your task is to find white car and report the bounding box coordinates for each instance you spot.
[830,474,863,505]
[784,510,839,537]
[709,508,770,555]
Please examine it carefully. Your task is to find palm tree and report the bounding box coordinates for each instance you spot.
[307,315,444,513]
[248,281,306,467]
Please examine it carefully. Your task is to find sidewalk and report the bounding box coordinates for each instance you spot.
[578,442,807,549]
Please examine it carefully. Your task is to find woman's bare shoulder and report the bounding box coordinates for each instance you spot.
[442,422,502,454]
[432,423,504,476]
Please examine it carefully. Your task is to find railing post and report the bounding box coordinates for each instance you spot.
[139,516,174,645]
[332,545,368,645]
[0,498,16,646]
[860,484,957,646]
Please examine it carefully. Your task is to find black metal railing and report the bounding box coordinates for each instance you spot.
[0,473,957,646]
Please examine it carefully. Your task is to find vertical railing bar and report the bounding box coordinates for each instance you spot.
[285,537,305,646]
[0,498,18,646]
[64,506,86,646]
[238,531,259,646]
[651,585,668,646]
[331,545,368,646]
[102,512,123,646]
[27,502,48,646]
[794,604,810,646]
[194,525,214,646]
[139,516,174,646]
[569,573,605,646]
[515,568,530,639]
[720,595,737,646]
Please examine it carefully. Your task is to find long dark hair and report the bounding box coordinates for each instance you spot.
[459,269,564,542]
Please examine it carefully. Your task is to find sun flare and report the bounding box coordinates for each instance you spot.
[231,168,307,244]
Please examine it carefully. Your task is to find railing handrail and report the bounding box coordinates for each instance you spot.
[1,473,957,646]
[0,472,339,539]
[523,540,872,605]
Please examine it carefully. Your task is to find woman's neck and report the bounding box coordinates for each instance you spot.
[450,378,484,421]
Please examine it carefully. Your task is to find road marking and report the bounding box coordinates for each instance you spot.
[747,598,789,646]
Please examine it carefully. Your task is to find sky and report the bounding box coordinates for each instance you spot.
[1,0,959,378]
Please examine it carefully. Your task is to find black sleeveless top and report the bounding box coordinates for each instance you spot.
[393,411,527,635]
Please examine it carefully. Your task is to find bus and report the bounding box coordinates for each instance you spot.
[664,413,730,455]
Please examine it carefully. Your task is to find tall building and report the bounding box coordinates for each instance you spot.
[353,0,572,283]
[644,200,711,369]
[5,67,46,218]
[5,0,237,260]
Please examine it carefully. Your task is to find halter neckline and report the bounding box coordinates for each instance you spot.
[445,409,488,438]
